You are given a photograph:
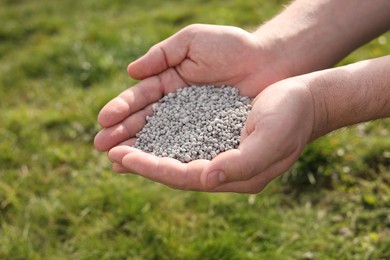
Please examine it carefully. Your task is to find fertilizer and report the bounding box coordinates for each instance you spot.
[133,85,252,163]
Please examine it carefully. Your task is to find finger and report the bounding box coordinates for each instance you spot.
[108,145,135,163]
[97,77,161,128]
[97,68,187,128]
[94,104,153,151]
[95,134,136,153]
[112,162,129,173]
[201,127,299,190]
[117,138,136,147]
[109,146,209,191]
[121,152,209,191]
[128,25,195,80]
[210,152,298,193]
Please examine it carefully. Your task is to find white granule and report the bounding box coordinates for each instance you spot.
[133,85,252,163]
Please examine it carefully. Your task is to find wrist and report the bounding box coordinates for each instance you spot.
[249,30,293,85]
[252,0,390,79]
[300,55,390,141]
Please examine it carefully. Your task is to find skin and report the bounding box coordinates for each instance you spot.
[94,0,390,193]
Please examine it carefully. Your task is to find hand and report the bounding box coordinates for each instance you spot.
[105,79,315,193]
[94,24,285,152]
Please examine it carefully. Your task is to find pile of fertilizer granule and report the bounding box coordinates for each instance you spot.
[133,85,253,163]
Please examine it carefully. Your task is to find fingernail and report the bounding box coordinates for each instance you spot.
[207,171,226,189]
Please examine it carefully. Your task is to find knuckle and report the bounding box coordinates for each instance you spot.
[239,160,256,181]
[184,23,200,32]
[248,182,267,194]
[247,187,262,194]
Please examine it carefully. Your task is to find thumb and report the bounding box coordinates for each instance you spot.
[127,26,194,80]
[201,128,297,190]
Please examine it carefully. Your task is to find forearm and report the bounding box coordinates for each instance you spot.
[303,55,390,140]
[254,0,390,78]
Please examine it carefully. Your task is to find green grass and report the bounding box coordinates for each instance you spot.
[1,0,389,259]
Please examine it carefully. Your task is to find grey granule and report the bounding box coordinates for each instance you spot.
[133,85,253,163]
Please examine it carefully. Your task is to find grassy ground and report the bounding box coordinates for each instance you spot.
[1,0,389,259]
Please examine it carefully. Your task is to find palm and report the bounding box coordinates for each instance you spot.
[103,79,315,193]
[165,25,275,97]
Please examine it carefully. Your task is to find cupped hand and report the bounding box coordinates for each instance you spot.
[105,79,315,193]
[94,24,283,152]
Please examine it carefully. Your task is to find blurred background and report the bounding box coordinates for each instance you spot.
[0,0,389,258]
